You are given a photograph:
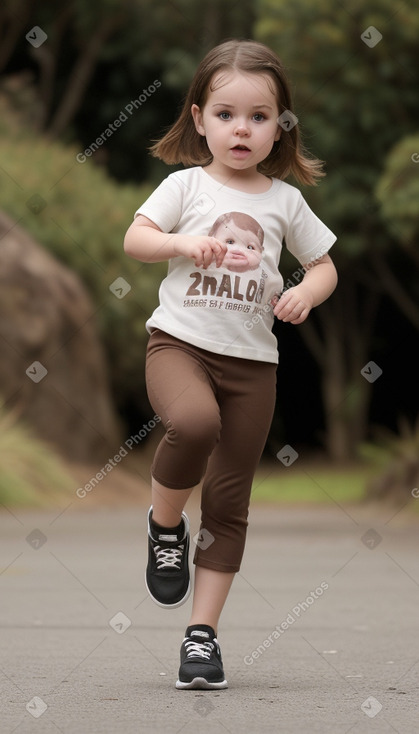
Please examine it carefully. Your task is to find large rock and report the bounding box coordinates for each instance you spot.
[0,210,121,461]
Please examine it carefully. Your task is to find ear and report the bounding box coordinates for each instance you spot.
[191,104,205,136]
[274,125,282,143]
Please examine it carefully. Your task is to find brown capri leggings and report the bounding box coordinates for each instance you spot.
[145,329,277,573]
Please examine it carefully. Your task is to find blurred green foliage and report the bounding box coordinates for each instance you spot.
[373,134,419,328]
[376,134,419,245]
[256,0,419,261]
[0,105,166,419]
[0,0,255,183]
[251,466,369,503]
[360,418,419,503]
[0,401,74,505]
[255,0,419,462]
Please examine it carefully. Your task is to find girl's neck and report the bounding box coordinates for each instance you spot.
[202,162,272,194]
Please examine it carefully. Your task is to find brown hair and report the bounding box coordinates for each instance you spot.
[208,211,264,250]
[150,39,324,186]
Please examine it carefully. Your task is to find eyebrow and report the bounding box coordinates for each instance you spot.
[211,103,273,110]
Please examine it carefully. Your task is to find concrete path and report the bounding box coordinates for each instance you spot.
[1,497,419,733]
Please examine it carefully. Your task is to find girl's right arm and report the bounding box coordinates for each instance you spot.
[124,215,227,269]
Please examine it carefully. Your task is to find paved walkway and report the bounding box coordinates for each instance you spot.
[1,498,419,733]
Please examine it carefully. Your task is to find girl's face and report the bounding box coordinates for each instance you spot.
[191,70,281,177]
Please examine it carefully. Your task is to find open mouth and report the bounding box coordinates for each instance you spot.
[232,145,250,151]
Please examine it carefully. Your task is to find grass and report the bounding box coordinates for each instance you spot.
[251,464,372,504]
[0,404,75,507]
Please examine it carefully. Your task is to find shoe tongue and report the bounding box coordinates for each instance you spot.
[186,623,215,640]
[158,533,178,542]
[190,630,210,640]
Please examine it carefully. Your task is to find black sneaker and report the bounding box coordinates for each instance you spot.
[176,625,228,689]
[145,506,191,608]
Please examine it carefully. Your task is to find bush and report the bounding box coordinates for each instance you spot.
[0,402,75,506]
[376,133,419,245]
[360,417,419,504]
[0,101,166,420]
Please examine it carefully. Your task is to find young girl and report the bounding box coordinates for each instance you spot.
[124,39,337,690]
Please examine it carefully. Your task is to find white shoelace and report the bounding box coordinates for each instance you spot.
[184,640,213,659]
[154,543,184,570]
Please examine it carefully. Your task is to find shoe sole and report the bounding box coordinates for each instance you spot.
[175,676,228,690]
[144,572,191,609]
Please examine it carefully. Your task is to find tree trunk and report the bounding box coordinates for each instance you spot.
[0,2,32,74]
[372,250,419,331]
[45,14,120,139]
[31,5,73,131]
[321,309,349,460]
[299,279,379,461]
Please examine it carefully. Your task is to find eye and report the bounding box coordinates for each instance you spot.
[218,111,231,120]
[247,244,255,250]
[253,113,266,122]
[226,238,234,244]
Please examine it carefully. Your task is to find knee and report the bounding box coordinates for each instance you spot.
[166,408,221,451]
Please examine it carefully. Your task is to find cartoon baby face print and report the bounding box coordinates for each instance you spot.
[183,209,283,321]
[208,212,264,273]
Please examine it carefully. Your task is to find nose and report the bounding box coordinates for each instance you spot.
[234,120,249,136]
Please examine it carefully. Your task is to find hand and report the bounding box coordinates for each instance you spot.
[174,235,227,269]
[273,284,314,324]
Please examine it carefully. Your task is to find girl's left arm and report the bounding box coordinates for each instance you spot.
[273,253,337,325]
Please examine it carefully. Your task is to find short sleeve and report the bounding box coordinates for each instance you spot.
[285,193,336,265]
[135,174,184,233]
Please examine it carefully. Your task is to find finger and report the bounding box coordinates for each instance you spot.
[274,296,293,316]
[290,308,309,325]
[274,299,295,319]
[277,290,293,306]
[279,301,303,322]
[202,246,213,269]
[210,243,221,267]
[213,240,227,267]
[215,246,225,267]
[282,310,300,323]
[192,249,202,267]
[194,250,205,269]
[283,303,307,323]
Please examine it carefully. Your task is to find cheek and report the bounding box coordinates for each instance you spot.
[205,119,222,136]
[259,125,280,143]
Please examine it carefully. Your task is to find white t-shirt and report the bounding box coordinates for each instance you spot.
[135,166,336,364]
